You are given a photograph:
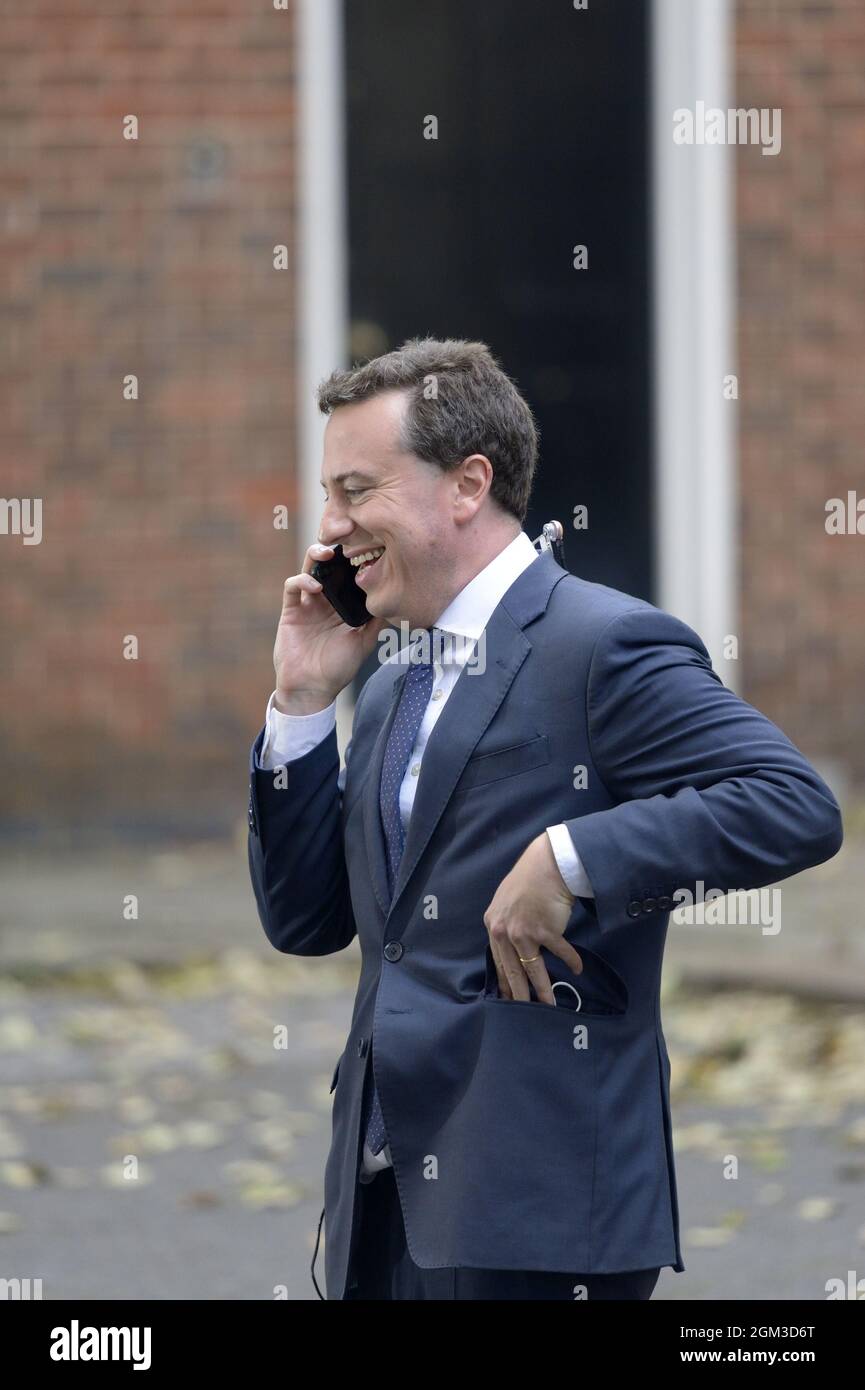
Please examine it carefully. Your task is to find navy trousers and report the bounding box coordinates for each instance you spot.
[344,1166,661,1301]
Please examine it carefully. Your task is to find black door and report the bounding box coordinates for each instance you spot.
[343,0,652,642]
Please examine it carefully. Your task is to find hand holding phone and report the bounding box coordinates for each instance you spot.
[272,543,387,714]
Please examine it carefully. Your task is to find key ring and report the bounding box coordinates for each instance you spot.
[551,980,582,1011]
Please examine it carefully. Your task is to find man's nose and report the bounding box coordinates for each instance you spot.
[317,500,354,547]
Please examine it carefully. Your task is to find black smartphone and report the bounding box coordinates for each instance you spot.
[310,543,372,628]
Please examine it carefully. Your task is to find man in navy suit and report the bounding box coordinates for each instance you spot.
[247,337,843,1300]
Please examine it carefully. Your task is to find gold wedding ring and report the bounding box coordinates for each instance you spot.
[518,954,540,964]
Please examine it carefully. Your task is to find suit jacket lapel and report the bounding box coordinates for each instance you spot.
[387,601,531,923]
[361,548,566,927]
[362,661,410,918]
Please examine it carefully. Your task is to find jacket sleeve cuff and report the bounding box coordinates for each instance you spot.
[562,807,679,932]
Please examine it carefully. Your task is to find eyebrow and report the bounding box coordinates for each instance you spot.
[320,471,378,490]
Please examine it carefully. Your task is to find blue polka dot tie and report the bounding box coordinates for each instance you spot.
[363,631,436,1157]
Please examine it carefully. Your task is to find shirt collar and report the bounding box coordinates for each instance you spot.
[431,530,539,652]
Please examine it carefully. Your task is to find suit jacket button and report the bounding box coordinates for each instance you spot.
[626,900,642,918]
[642,898,657,913]
[383,941,403,961]
[657,895,673,911]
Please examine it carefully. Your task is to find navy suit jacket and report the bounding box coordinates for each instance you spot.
[247,549,843,1299]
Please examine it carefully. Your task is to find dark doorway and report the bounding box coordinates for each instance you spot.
[342,0,652,652]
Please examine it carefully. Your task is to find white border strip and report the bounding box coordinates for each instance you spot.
[652,0,738,684]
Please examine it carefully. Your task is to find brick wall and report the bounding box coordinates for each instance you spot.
[736,0,865,788]
[1,1,300,842]
[2,1,863,847]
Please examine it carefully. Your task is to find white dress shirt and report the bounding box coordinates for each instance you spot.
[257,530,594,1179]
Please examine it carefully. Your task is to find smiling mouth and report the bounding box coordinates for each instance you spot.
[353,547,386,583]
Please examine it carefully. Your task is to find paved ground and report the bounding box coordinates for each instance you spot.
[0,828,863,1300]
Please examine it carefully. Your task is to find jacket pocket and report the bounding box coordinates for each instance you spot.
[483,940,629,1017]
[453,734,550,793]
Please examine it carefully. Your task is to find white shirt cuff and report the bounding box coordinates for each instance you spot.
[258,690,338,770]
[545,824,595,898]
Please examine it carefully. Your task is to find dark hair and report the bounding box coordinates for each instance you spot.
[316,336,539,523]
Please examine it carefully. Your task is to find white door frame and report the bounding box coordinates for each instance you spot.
[297,0,348,556]
[652,0,738,683]
[297,0,355,740]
